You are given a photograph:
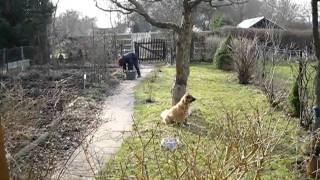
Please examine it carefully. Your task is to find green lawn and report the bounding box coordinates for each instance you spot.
[272,62,316,92]
[101,64,301,179]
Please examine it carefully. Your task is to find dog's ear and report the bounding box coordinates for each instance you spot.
[186,94,196,103]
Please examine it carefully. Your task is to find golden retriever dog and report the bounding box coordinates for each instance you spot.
[160,93,196,125]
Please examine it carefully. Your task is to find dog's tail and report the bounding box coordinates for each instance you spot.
[160,109,169,122]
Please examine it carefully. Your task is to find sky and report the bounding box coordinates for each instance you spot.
[51,0,120,28]
[51,0,310,28]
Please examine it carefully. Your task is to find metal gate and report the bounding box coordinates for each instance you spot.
[134,38,166,62]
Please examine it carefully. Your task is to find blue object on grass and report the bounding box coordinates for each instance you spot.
[160,138,179,151]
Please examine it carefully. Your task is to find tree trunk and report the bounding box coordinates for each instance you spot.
[5,0,10,14]
[312,0,320,107]
[171,6,193,105]
[309,1,320,176]
[0,123,10,180]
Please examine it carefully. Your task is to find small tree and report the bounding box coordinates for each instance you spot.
[210,15,224,30]
[214,34,233,70]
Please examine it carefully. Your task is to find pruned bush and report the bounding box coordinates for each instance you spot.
[213,34,233,70]
[230,37,258,84]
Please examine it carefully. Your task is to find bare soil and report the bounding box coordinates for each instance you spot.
[0,63,121,179]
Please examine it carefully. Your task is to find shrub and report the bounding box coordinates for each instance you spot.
[213,34,233,70]
[230,37,258,84]
[288,78,301,117]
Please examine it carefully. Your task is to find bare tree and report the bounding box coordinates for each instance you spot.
[0,123,10,180]
[55,10,97,38]
[96,0,247,105]
[263,0,300,27]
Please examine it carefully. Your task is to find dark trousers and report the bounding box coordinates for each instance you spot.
[127,59,141,76]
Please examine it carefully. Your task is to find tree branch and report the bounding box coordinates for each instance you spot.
[127,0,181,32]
[189,0,206,8]
[189,0,248,8]
[209,0,248,7]
[94,0,134,15]
[96,0,181,32]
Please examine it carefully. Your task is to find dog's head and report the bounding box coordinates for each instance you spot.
[181,93,196,104]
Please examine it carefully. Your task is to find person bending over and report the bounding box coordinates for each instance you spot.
[118,52,141,78]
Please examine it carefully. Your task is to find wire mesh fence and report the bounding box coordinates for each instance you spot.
[0,46,37,74]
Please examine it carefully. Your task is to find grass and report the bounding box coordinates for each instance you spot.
[101,64,301,179]
[272,62,316,92]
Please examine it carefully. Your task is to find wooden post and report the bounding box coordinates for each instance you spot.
[20,46,25,60]
[113,33,117,63]
[163,40,166,61]
[134,42,139,60]
[2,48,7,74]
[92,23,95,48]
[20,46,25,71]
[297,52,304,127]
[170,31,175,65]
[120,44,123,56]
[0,121,10,180]
[190,34,195,63]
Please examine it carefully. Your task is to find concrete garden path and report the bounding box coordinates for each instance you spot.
[52,65,154,180]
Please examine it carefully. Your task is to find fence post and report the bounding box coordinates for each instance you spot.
[170,31,175,65]
[190,35,195,62]
[20,46,25,60]
[112,33,117,63]
[163,40,166,61]
[134,42,139,61]
[2,48,7,74]
[120,44,123,56]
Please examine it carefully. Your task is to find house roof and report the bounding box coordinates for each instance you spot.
[237,16,265,28]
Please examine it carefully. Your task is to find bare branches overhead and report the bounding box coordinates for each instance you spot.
[189,0,248,8]
[96,0,181,32]
[95,0,247,32]
[95,0,134,14]
[127,0,181,31]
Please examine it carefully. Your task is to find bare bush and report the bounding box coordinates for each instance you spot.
[291,57,315,128]
[230,38,259,84]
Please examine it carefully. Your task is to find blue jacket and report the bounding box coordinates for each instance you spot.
[122,52,138,70]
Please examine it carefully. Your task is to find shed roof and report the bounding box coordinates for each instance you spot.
[237,16,265,28]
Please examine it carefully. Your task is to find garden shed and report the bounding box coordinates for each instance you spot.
[237,16,285,30]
